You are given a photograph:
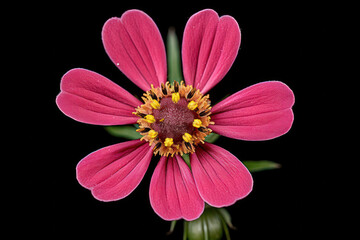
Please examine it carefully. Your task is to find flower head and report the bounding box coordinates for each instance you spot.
[56,9,294,221]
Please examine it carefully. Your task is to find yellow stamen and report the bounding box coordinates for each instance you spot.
[150,99,160,109]
[144,115,156,123]
[164,138,174,147]
[134,81,213,156]
[148,130,158,139]
[172,92,180,103]
[182,133,192,142]
[193,119,202,128]
[187,101,198,110]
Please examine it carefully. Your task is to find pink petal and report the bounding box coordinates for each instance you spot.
[76,140,153,201]
[149,155,204,221]
[210,81,295,141]
[182,9,240,94]
[102,10,167,92]
[191,143,253,207]
[56,68,141,125]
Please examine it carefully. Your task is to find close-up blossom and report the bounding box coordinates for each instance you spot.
[56,9,294,221]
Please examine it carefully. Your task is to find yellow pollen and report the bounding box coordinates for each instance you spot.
[182,133,193,142]
[148,130,158,139]
[187,101,198,110]
[150,99,160,109]
[144,114,156,123]
[193,119,202,128]
[164,138,174,147]
[172,92,180,103]
[159,118,165,122]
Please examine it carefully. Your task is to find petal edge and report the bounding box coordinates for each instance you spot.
[102,10,167,91]
[149,155,204,221]
[76,140,152,202]
[182,9,240,93]
[56,68,141,125]
[191,143,253,207]
[211,81,295,140]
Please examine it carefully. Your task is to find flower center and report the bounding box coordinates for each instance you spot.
[134,81,213,157]
[152,98,196,143]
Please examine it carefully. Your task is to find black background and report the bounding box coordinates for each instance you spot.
[37,1,336,239]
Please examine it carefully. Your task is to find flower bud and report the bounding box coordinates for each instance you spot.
[186,207,223,240]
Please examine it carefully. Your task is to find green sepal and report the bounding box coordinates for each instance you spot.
[185,207,224,240]
[216,208,236,230]
[167,220,177,235]
[182,154,191,169]
[183,221,189,240]
[204,133,220,143]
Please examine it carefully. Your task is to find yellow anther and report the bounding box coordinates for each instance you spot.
[148,130,158,139]
[172,92,180,103]
[144,115,156,123]
[164,138,174,147]
[159,118,165,122]
[182,133,193,142]
[187,101,198,110]
[193,119,202,128]
[150,99,160,109]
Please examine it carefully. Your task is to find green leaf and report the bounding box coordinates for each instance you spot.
[242,160,281,173]
[104,125,141,139]
[167,27,183,85]
[204,133,220,143]
[216,208,235,230]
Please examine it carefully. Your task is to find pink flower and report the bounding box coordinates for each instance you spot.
[56,9,294,221]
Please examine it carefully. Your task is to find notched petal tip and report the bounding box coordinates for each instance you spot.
[190,143,253,207]
[56,68,141,126]
[102,9,167,91]
[76,140,153,202]
[190,8,219,18]
[182,9,241,94]
[211,81,295,141]
[149,156,204,221]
